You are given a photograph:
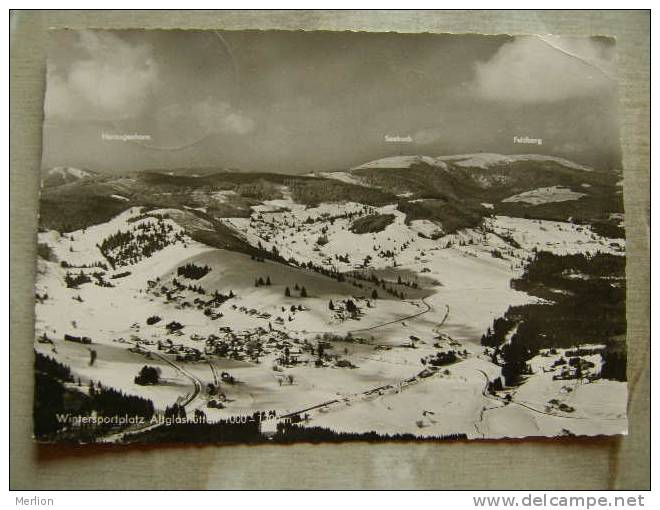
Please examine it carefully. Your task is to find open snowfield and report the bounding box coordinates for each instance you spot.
[309,356,500,438]
[485,216,625,256]
[437,153,594,172]
[352,155,448,170]
[348,153,593,173]
[34,338,196,410]
[316,171,366,186]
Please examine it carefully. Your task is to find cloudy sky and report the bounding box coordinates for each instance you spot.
[42,30,621,173]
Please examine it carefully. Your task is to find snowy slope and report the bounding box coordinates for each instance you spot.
[352,155,448,170]
[351,153,593,172]
[42,167,94,188]
[48,167,92,179]
[34,174,627,441]
[436,153,594,172]
[316,171,366,186]
[502,186,587,205]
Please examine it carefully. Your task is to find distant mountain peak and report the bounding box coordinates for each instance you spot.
[352,155,448,171]
[47,166,93,179]
[436,153,593,172]
[351,153,593,172]
[42,167,95,188]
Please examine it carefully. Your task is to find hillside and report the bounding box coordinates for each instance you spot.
[38,169,398,234]
[34,193,627,442]
[34,154,627,442]
[41,167,95,188]
[41,154,623,240]
[339,153,624,235]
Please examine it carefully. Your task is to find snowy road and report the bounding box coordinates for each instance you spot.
[100,344,208,443]
[350,296,435,333]
[147,349,204,408]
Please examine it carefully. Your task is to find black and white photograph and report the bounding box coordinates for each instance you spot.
[33,29,628,445]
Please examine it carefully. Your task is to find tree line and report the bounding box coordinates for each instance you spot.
[177,263,212,280]
[480,252,626,385]
[34,352,155,441]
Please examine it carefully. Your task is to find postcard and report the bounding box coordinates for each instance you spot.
[34,30,627,444]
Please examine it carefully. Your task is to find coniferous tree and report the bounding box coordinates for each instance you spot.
[134,365,160,385]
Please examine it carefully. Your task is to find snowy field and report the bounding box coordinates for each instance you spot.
[502,186,587,205]
[34,196,627,441]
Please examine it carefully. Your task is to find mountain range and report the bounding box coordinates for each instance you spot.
[39,153,624,242]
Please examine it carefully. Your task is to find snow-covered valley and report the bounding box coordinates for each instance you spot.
[34,178,628,442]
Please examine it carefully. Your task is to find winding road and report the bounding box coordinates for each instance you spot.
[148,349,204,408]
[278,302,453,422]
[350,296,435,333]
[474,368,625,425]
[100,344,209,443]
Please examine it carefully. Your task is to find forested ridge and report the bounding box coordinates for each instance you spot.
[481,252,626,386]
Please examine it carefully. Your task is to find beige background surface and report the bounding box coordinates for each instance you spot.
[9,10,650,490]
